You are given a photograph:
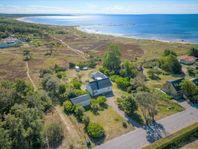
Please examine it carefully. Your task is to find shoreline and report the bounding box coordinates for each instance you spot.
[16,17,196,45]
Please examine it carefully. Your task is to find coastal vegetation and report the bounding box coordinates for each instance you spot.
[0,15,198,149]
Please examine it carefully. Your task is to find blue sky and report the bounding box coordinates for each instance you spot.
[0,0,198,14]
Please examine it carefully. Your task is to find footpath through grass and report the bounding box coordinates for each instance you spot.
[143,122,198,149]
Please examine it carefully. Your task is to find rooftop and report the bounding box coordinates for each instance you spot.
[179,55,196,62]
[168,78,184,91]
[92,71,108,80]
[88,78,112,91]
[70,94,91,105]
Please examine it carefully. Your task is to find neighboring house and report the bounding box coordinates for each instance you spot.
[0,37,21,48]
[179,55,196,65]
[86,71,112,97]
[70,94,91,107]
[162,78,184,99]
[191,78,198,86]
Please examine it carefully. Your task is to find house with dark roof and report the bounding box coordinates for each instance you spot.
[86,71,112,97]
[70,94,91,107]
[191,78,198,86]
[162,78,184,99]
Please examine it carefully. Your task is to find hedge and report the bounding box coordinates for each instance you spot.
[143,122,198,149]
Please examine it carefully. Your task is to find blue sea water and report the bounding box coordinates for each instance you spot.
[22,14,198,43]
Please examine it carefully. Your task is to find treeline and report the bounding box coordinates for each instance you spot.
[0,80,53,149]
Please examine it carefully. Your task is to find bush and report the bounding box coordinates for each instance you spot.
[71,79,81,89]
[82,115,90,127]
[87,123,105,139]
[64,101,73,113]
[74,105,85,121]
[143,59,159,68]
[122,122,128,128]
[99,67,110,76]
[39,68,53,78]
[56,72,66,79]
[115,77,130,91]
[97,96,107,106]
[90,100,100,113]
[54,64,65,73]
[69,63,75,69]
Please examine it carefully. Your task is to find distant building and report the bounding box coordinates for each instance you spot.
[75,65,80,72]
[191,78,198,86]
[0,37,21,48]
[70,94,91,107]
[179,55,196,65]
[86,71,112,97]
[162,78,184,99]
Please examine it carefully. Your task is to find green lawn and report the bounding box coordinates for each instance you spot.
[84,106,134,141]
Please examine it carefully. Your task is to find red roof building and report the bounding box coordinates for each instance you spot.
[179,55,196,65]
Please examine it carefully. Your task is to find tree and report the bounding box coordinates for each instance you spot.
[74,105,85,121]
[117,96,138,115]
[64,101,73,113]
[71,78,81,89]
[45,123,64,148]
[163,49,177,57]
[159,54,182,74]
[189,48,198,58]
[103,44,121,73]
[90,100,100,113]
[82,115,90,127]
[87,123,104,139]
[135,92,158,125]
[120,61,137,78]
[15,79,32,97]
[180,79,197,97]
[0,122,11,149]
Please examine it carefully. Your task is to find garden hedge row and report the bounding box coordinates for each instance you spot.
[143,122,198,149]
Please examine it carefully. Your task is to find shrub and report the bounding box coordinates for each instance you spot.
[87,123,105,139]
[39,68,53,78]
[69,63,75,69]
[122,122,128,128]
[180,79,197,97]
[115,77,130,91]
[97,96,107,106]
[56,72,66,79]
[99,67,110,76]
[54,64,65,73]
[90,100,100,113]
[64,101,73,113]
[72,79,81,89]
[82,115,90,127]
[74,105,85,121]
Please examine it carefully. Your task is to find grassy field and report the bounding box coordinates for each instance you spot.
[84,106,134,141]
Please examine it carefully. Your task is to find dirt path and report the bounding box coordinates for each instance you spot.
[53,37,89,60]
[25,62,37,91]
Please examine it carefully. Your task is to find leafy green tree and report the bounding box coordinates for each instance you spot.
[117,96,138,115]
[135,92,158,125]
[15,80,32,97]
[0,122,11,149]
[180,79,197,97]
[64,101,73,113]
[189,48,198,58]
[159,54,182,74]
[120,61,137,78]
[45,123,63,148]
[87,123,104,139]
[74,105,85,121]
[163,49,177,56]
[90,100,100,113]
[103,44,121,73]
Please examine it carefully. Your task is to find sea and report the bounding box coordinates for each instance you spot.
[22,14,198,44]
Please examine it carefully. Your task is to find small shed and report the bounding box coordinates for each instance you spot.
[70,94,91,107]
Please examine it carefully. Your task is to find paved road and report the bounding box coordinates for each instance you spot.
[95,102,198,149]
